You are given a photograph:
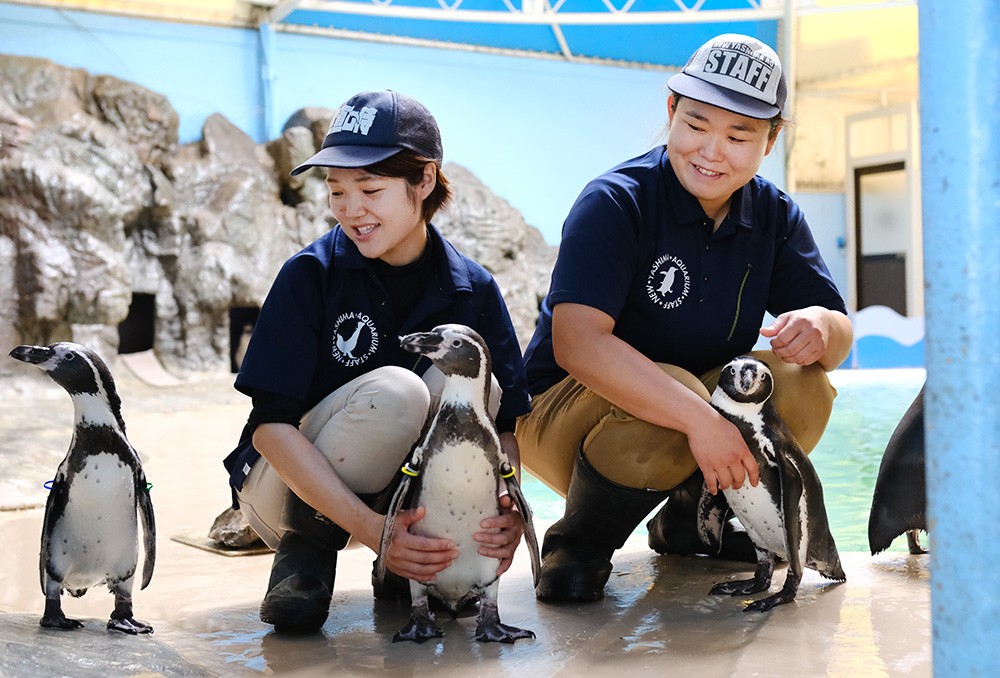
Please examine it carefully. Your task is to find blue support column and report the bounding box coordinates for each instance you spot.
[257,21,276,142]
[918,1,1000,675]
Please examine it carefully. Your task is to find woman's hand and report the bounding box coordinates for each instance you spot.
[381,506,457,582]
[687,410,759,495]
[760,306,853,370]
[475,494,525,577]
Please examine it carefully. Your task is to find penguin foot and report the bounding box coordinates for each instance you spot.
[710,578,769,597]
[743,590,795,612]
[474,622,535,644]
[40,613,84,630]
[392,616,444,644]
[907,530,928,555]
[108,616,154,634]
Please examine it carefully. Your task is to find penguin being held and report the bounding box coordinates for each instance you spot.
[9,342,156,633]
[698,355,845,612]
[376,324,540,644]
[868,384,928,555]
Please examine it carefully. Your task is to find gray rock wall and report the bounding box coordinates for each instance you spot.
[0,55,555,378]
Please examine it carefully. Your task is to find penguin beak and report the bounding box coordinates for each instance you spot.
[399,331,443,355]
[9,344,53,365]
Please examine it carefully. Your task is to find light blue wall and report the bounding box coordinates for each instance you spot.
[0,2,792,249]
[792,192,848,297]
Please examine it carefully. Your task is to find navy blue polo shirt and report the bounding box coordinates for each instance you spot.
[524,146,847,395]
[225,224,530,490]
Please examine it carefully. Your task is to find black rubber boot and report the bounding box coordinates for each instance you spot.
[259,494,350,633]
[536,451,670,603]
[646,470,758,563]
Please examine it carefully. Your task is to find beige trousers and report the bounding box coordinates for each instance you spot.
[238,365,501,549]
[516,350,837,496]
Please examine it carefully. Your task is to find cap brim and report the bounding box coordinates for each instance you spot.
[289,145,403,176]
[667,72,779,120]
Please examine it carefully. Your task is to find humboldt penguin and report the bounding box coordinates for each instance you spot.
[376,324,540,643]
[700,355,845,612]
[9,342,156,633]
[869,384,927,555]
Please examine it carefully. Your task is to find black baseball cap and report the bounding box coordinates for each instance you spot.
[290,90,443,176]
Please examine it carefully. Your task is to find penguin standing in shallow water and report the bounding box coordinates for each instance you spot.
[869,384,927,555]
[9,342,156,633]
[699,356,845,612]
[376,324,540,643]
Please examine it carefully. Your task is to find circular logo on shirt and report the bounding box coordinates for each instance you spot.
[331,312,379,367]
[646,254,690,310]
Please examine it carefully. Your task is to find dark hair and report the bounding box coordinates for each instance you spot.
[669,92,787,141]
[366,150,452,224]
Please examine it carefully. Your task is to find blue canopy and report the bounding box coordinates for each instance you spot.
[265,0,782,68]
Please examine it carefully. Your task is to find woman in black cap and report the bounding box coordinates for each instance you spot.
[517,34,854,602]
[225,90,531,632]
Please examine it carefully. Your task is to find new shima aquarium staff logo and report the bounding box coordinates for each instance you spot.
[331,311,379,367]
[646,254,690,309]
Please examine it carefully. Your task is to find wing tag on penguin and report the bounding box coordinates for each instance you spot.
[9,342,156,633]
[375,324,540,643]
[701,356,845,612]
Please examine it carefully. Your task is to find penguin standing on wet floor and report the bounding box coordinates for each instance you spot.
[868,384,928,555]
[699,355,845,612]
[376,324,540,643]
[9,342,156,633]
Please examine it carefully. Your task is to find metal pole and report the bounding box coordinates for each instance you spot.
[258,21,277,142]
[919,1,1000,675]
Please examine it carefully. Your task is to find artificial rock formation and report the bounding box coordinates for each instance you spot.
[0,54,555,379]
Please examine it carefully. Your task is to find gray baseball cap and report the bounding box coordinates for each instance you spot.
[667,34,787,119]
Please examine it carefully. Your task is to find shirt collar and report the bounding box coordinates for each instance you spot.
[332,223,473,294]
[661,147,755,233]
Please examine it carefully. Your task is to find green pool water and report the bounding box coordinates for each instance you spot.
[519,368,927,554]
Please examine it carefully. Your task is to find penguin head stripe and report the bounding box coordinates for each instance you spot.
[399,324,491,381]
[10,342,126,432]
[718,355,773,405]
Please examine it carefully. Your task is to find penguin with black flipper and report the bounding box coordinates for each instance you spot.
[9,342,156,634]
[868,384,928,555]
[699,355,845,612]
[376,324,540,644]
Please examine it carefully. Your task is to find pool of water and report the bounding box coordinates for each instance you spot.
[520,367,927,554]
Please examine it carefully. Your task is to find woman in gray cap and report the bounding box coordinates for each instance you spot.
[225,90,531,632]
[517,34,854,602]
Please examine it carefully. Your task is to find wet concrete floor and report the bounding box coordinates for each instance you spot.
[0,366,932,677]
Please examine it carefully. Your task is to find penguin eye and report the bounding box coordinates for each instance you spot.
[64,354,76,362]
[451,339,462,348]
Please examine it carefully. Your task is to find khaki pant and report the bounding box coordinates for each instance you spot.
[516,350,837,495]
[238,365,501,549]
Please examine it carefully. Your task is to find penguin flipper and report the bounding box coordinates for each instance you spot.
[137,479,156,590]
[39,474,71,594]
[775,433,807,584]
[696,485,729,555]
[375,459,418,584]
[501,467,541,586]
[777,428,845,581]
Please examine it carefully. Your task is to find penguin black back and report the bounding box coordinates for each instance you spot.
[869,384,927,555]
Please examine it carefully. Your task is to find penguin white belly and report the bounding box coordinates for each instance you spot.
[724,482,787,559]
[414,441,500,601]
[50,452,139,592]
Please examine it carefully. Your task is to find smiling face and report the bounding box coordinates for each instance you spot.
[666,95,779,223]
[325,164,435,266]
